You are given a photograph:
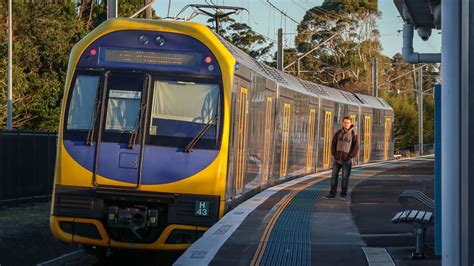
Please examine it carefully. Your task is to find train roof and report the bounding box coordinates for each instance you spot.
[215,33,393,110]
[81,18,392,111]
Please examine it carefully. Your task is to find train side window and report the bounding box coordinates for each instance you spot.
[67,75,100,130]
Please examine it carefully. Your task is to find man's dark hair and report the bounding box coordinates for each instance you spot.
[343,115,352,122]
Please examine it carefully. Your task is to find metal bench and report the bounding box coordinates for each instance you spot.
[391,190,435,259]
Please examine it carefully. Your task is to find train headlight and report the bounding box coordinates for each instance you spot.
[155,35,165,46]
[138,35,149,45]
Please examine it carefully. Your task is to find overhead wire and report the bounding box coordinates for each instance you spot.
[254,29,276,42]
[379,64,427,87]
[261,0,299,25]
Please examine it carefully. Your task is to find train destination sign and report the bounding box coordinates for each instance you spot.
[102,47,198,67]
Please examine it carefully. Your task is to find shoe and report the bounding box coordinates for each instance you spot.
[323,193,336,199]
[339,195,346,201]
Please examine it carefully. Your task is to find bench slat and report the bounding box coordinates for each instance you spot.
[392,211,404,223]
[407,210,418,222]
[399,210,410,222]
[415,211,426,222]
[422,212,433,224]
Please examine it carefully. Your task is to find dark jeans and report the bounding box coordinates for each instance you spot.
[329,161,352,197]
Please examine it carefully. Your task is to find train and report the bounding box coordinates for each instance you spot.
[50,18,393,253]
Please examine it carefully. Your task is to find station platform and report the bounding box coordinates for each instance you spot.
[174,157,438,266]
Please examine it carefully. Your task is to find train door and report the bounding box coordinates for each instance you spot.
[384,117,392,160]
[280,103,291,177]
[235,86,249,195]
[94,72,149,187]
[262,96,273,182]
[364,115,372,163]
[323,111,333,169]
[306,108,317,173]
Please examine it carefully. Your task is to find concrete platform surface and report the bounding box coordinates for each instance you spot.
[175,157,439,266]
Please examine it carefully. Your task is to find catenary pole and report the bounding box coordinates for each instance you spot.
[277,28,284,71]
[418,67,423,155]
[372,58,378,97]
[107,0,118,19]
[7,0,12,130]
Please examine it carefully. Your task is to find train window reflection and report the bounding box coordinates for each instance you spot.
[67,75,100,130]
[150,80,219,139]
[105,90,141,131]
[104,74,144,132]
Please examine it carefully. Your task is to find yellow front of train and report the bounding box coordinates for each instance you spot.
[50,18,235,251]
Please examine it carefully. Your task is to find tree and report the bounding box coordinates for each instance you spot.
[293,1,383,91]
[380,54,438,150]
[385,95,418,150]
[0,1,86,130]
[0,0,158,130]
[291,1,438,151]
[81,0,158,29]
[207,16,273,60]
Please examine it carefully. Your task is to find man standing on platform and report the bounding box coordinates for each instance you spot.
[324,116,359,200]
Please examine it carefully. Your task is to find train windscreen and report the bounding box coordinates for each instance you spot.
[66,74,100,130]
[148,80,220,141]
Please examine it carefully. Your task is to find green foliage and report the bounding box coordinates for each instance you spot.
[379,54,437,150]
[382,84,436,150]
[0,0,157,131]
[385,96,418,149]
[0,0,437,153]
[0,1,86,130]
[293,1,438,151]
[208,17,273,60]
[293,1,382,91]
[422,95,435,145]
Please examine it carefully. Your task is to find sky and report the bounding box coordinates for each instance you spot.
[152,0,442,58]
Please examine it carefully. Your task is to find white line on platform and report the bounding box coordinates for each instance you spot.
[173,158,425,266]
[172,170,331,266]
[173,159,415,266]
[362,247,395,266]
[37,249,85,266]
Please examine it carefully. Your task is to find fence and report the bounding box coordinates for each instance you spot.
[0,130,57,201]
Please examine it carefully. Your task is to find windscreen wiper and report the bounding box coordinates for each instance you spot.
[184,115,217,153]
[86,99,101,146]
[129,102,146,149]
